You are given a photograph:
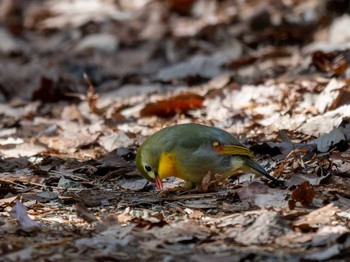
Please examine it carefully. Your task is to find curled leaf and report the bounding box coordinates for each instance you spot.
[140,92,204,118]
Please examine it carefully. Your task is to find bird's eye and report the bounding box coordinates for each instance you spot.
[144,165,152,172]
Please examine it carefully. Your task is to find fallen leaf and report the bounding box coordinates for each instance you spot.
[75,202,99,223]
[0,156,29,172]
[254,190,288,209]
[35,191,59,202]
[294,204,339,230]
[289,181,315,209]
[150,221,210,243]
[234,212,292,245]
[0,28,22,54]
[168,0,197,15]
[184,208,205,219]
[184,198,218,209]
[85,74,102,115]
[140,92,204,117]
[98,132,133,151]
[312,51,348,76]
[117,208,133,224]
[287,173,331,186]
[304,241,350,261]
[155,55,220,82]
[75,224,135,249]
[1,247,34,261]
[0,142,47,158]
[39,133,100,153]
[61,104,84,122]
[309,128,346,153]
[32,76,72,102]
[75,33,119,53]
[0,195,18,208]
[10,200,41,232]
[311,225,349,247]
[298,105,350,136]
[78,190,118,207]
[237,182,269,203]
[329,15,350,44]
[200,171,212,192]
[213,213,254,228]
[315,78,348,113]
[0,173,46,186]
[339,117,350,141]
[39,0,133,29]
[116,178,148,191]
[237,182,288,209]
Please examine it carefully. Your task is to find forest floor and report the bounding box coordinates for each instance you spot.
[0,0,350,261]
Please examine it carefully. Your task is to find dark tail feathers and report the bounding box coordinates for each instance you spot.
[244,157,285,186]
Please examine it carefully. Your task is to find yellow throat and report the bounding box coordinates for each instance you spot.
[158,152,180,179]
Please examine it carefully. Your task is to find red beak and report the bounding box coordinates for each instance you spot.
[155,174,163,190]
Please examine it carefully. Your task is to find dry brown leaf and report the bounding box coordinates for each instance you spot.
[168,0,197,15]
[184,208,205,219]
[140,92,204,118]
[289,181,315,209]
[200,171,212,192]
[85,74,103,116]
[75,202,99,223]
[117,209,133,224]
[0,173,46,186]
[312,51,348,76]
[0,195,18,208]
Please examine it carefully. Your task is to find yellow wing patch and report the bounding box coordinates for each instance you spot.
[214,144,254,158]
[158,152,180,179]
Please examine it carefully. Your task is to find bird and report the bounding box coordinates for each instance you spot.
[136,123,283,190]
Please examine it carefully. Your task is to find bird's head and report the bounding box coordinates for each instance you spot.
[136,145,163,189]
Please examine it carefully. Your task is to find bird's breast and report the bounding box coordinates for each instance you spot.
[158,152,180,179]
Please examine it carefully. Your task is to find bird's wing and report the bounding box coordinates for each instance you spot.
[214,144,254,158]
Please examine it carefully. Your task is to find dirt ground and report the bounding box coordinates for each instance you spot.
[0,0,350,261]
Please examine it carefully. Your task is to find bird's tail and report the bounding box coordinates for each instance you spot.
[244,157,285,186]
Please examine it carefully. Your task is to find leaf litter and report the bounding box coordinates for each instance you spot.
[0,0,350,261]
